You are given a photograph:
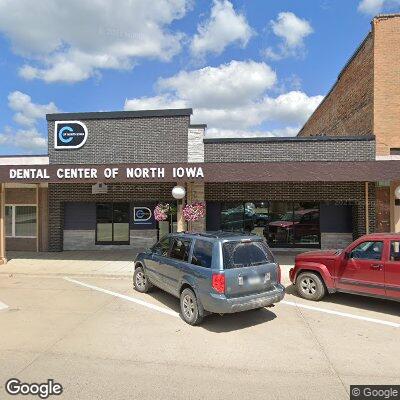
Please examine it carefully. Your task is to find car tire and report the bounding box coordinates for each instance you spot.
[180,288,204,325]
[133,265,152,293]
[295,272,326,301]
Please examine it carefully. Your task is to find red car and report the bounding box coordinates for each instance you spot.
[289,233,400,301]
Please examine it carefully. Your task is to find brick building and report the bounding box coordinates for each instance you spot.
[1,106,400,265]
[298,14,400,233]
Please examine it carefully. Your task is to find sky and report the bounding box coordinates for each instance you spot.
[0,0,400,155]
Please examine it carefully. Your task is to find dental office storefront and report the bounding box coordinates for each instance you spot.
[0,107,398,263]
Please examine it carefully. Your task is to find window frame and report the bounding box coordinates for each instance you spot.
[5,204,38,239]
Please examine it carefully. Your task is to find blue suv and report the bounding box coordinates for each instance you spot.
[133,232,285,325]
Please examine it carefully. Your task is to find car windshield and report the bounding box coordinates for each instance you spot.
[223,240,274,269]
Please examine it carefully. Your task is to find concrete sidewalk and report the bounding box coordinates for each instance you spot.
[0,250,296,280]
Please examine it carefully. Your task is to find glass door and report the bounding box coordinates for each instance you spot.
[96,203,130,245]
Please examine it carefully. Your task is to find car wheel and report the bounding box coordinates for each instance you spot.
[180,288,204,325]
[296,272,326,301]
[133,265,152,293]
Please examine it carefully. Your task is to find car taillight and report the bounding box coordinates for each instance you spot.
[277,264,281,284]
[212,273,225,294]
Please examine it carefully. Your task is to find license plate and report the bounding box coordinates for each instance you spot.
[248,276,262,285]
[264,272,271,283]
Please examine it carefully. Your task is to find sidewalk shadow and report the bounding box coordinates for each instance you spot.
[285,283,400,318]
[149,289,277,332]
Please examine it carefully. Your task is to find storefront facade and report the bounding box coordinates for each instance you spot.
[1,106,400,264]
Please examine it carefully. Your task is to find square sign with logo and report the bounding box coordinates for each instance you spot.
[133,207,152,225]
[55,121,88,149]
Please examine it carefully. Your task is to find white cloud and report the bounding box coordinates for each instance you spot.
[124,60,323,137]
[8,91,58,126]
[264,12,313,60]
[0,91,58,153]
[158,60,277,108]
[0,0,190,83]
[0,127,47,152]
[358,0,400,14]
[190,0,253,58]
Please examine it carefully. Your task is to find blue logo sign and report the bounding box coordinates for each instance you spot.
[134,207,152,224]
[55,121,88,149]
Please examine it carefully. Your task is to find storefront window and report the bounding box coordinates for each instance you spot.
[5,205,37,237]
[96,203,129,244]
[221,203,245,231]
[218,201,320,248]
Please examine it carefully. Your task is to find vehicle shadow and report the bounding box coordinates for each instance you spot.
[148,289,277,332]
[285,284,400,318]
[201,308,277,333]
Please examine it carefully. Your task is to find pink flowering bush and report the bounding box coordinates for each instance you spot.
[154,203,170,221]
[182,202,206,222]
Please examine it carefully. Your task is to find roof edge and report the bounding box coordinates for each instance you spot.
[46,108,193,121]
[203,135,375,144]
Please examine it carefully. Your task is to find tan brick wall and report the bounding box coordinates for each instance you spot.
[298,34,374,137]
[373,15,400,155]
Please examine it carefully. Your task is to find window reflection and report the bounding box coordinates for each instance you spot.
[219,201,320,248]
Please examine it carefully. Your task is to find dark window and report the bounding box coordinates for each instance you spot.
[390,241,400,262]
[191,240,213,268]
[96,203,129,244]
[170,239,191,262]
[350,241,383,260]
[152,236,171,257]
[223,241,274,269]
[390,148,400,155]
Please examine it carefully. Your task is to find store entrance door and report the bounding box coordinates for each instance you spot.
[96,203,130,245]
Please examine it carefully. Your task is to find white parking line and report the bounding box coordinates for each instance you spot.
[0,300,9,311]
[281,300,400,328]
[63,277,400,328]
[63,277,179,318]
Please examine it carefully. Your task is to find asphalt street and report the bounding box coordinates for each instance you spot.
[0,274,399,400]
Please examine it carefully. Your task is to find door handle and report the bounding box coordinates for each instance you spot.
[371,264,383,270]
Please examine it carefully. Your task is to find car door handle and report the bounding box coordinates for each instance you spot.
[371,264,383,270]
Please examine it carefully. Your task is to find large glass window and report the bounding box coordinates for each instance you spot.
[96,203,129,244]
[5,205,37,237]
[219,201,320,248]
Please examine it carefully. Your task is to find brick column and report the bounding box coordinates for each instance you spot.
[0,183,7,264]
[187,182,206,232]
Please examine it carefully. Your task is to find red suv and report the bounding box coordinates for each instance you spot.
[289,233,400,301]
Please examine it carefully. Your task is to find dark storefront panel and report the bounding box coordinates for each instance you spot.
[320,204,353,233]
[64,202,96,230]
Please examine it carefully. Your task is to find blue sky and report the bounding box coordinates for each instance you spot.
[0,0,399,155]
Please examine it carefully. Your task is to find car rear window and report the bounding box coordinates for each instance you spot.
[223,240,274,269]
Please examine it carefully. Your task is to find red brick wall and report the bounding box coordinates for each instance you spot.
[298,34,374,137]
